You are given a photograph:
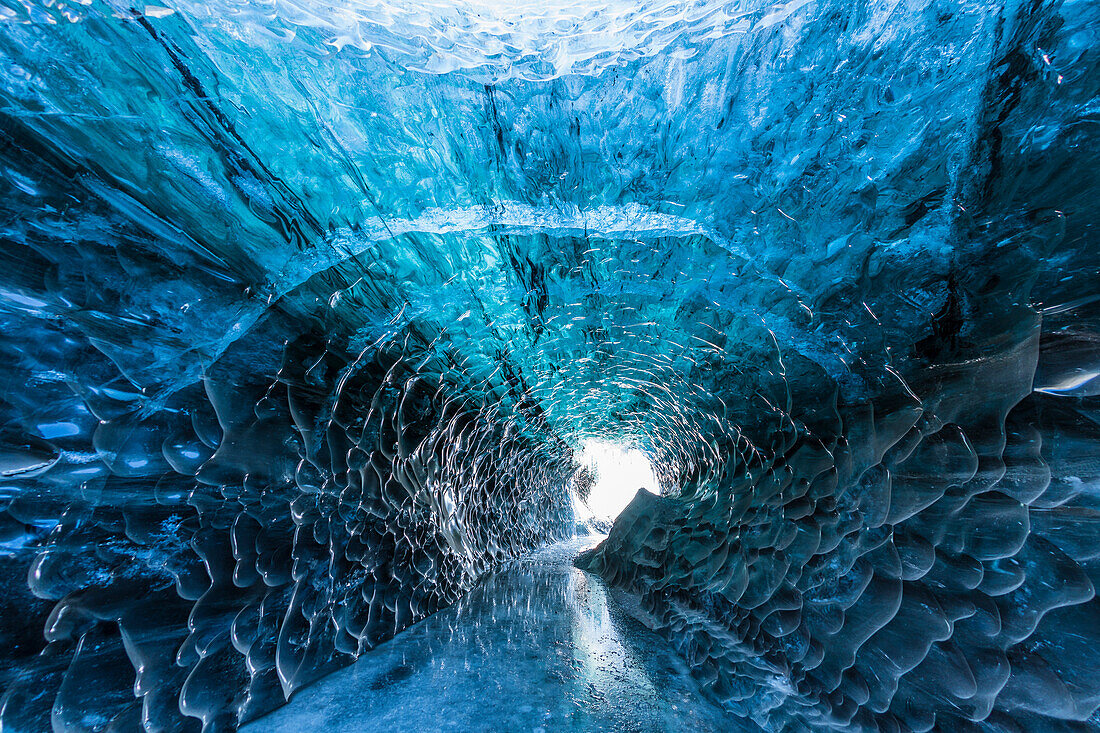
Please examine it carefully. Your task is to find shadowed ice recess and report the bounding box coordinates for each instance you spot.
[0,0,1099,731]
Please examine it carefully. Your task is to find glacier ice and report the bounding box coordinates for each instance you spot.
[0,0,1098,731]
[238,537,744,732]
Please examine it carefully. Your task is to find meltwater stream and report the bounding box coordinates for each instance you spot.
[241,536,745,733]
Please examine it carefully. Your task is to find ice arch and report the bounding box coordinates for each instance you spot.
[0,0,1098,732]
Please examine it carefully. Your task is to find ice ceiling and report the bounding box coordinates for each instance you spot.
[0,0,1099,731]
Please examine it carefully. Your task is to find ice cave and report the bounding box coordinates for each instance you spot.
[0,0,1098,731]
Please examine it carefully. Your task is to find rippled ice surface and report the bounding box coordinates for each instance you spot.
[243,536,748,733]
[1,0,1099,731]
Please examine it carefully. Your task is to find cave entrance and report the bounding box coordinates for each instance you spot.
[574,438,658,523]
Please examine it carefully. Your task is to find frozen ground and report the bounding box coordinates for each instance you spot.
[242,536,752,733]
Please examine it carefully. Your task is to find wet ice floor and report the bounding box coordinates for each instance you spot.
[243,536,754,733]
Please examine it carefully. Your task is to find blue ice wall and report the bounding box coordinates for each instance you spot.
[0,0,1098,730]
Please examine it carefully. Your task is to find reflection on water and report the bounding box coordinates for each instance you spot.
[569,567,661,720]
[243,537,751,732]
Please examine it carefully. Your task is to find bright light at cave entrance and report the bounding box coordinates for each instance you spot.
[576,439,658,521]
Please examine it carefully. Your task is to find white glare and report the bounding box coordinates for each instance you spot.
[575,439,658,521]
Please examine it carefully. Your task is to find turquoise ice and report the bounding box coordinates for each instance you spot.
[0,0,1098,731]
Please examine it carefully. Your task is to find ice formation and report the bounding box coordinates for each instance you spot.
[0,0,1098,731]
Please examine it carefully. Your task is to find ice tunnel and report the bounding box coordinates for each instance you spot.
[0,0,1098,730]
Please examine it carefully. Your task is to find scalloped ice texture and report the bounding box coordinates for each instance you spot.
[0,0,1098,731]
[46,0,782,81]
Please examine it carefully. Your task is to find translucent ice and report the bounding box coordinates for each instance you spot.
[0,0,1098,731]
[241,538,745,732]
